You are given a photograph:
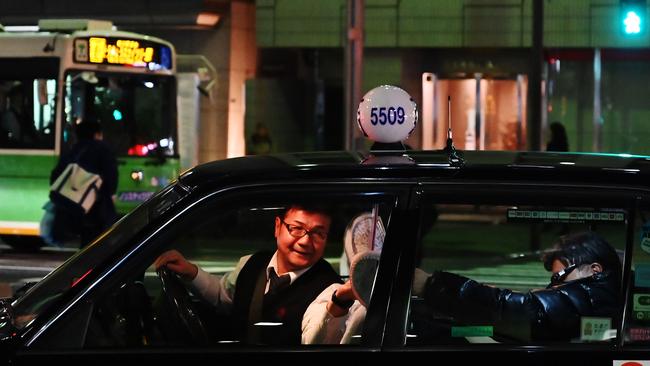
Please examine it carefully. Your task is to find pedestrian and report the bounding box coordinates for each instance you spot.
[249,122,273,155]
[547,121,569,152]
[49,119,118,248]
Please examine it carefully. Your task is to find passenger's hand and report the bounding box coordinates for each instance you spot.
[154,249,198,281]
[412,267,431,297]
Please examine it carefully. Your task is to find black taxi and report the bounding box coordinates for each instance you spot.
[2,86,650,365]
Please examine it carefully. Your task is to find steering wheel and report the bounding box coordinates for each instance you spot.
[156,266,209,345]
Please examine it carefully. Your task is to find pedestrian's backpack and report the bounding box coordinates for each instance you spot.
[50,151,103,214]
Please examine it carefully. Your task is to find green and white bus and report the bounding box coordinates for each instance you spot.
[0,19,179,249]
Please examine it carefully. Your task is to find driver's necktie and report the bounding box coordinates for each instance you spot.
[267,267,290,296]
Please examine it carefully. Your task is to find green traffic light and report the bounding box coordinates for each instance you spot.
[624,10,642,34]
[113,109,123,121]
[621,0,646,34]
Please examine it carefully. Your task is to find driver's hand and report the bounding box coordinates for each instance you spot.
[336,280,355,301]
[327,280,356,317]
[154,249,198,281]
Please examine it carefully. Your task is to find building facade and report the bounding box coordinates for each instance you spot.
[250,0,650,155]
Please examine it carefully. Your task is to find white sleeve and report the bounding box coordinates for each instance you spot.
[302,283,351,344]
[190,255,251,313]
[340,302,366,344]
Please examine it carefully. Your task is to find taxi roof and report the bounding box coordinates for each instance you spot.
[178,149,650,192]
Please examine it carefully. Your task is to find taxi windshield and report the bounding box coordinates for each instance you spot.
[10,184,186,330]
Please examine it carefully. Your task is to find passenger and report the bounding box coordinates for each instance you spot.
[154,203,341,345]
[412,231,622,342]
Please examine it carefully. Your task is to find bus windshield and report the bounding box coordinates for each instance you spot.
[63,71,177,158]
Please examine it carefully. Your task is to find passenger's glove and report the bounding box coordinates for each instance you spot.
[412,267,432,297]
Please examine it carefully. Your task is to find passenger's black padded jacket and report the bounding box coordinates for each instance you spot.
[232,251,341,345]
[424,270,620,342]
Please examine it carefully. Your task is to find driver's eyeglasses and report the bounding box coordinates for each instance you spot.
[281,219,328,242]
[549,263,577,286]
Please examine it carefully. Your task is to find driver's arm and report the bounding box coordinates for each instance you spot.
[302,282,365,344]
[302,283,347,344]
[190,254,251,313]
[155,250,250,312]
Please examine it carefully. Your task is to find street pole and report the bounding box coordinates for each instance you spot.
[344,0,364,151]
[593,48,602,152]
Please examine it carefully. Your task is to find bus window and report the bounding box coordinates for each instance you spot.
[0,79,56,150]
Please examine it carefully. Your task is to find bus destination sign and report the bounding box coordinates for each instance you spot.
[74,37,172,70]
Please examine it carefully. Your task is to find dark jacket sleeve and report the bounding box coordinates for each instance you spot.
[50,149,74,185]
[423,271,549,341]
[88,142,118,224]
[99,143,118,197]
[82,141,118,199]
[50,159,65,185]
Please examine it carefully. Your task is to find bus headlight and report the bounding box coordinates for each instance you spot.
[130,170,144,182]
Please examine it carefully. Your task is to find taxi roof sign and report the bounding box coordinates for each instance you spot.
[357,85,418,144]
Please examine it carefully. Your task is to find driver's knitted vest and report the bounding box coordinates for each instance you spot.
[231,251,341,345]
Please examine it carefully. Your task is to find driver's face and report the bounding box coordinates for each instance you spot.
[274,208,331,274]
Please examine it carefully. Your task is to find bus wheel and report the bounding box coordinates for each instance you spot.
[0,235,44,252]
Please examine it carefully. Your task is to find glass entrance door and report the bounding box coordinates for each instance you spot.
[422,73,527,151]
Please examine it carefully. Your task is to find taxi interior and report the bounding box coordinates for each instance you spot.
[407,200,630,345]
[24,188,643,349]
[61,195,397,348]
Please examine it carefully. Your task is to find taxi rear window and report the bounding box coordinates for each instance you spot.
[409,201,627,345]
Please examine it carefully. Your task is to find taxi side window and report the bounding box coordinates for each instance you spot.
[408,202,626,346]
[64,190,395,349]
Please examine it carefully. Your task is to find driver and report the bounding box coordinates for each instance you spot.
[154,203,341,345]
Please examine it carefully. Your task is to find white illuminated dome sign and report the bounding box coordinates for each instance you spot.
[357,85,418,143]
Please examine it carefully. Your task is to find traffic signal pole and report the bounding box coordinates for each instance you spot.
[528,0,543,151]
